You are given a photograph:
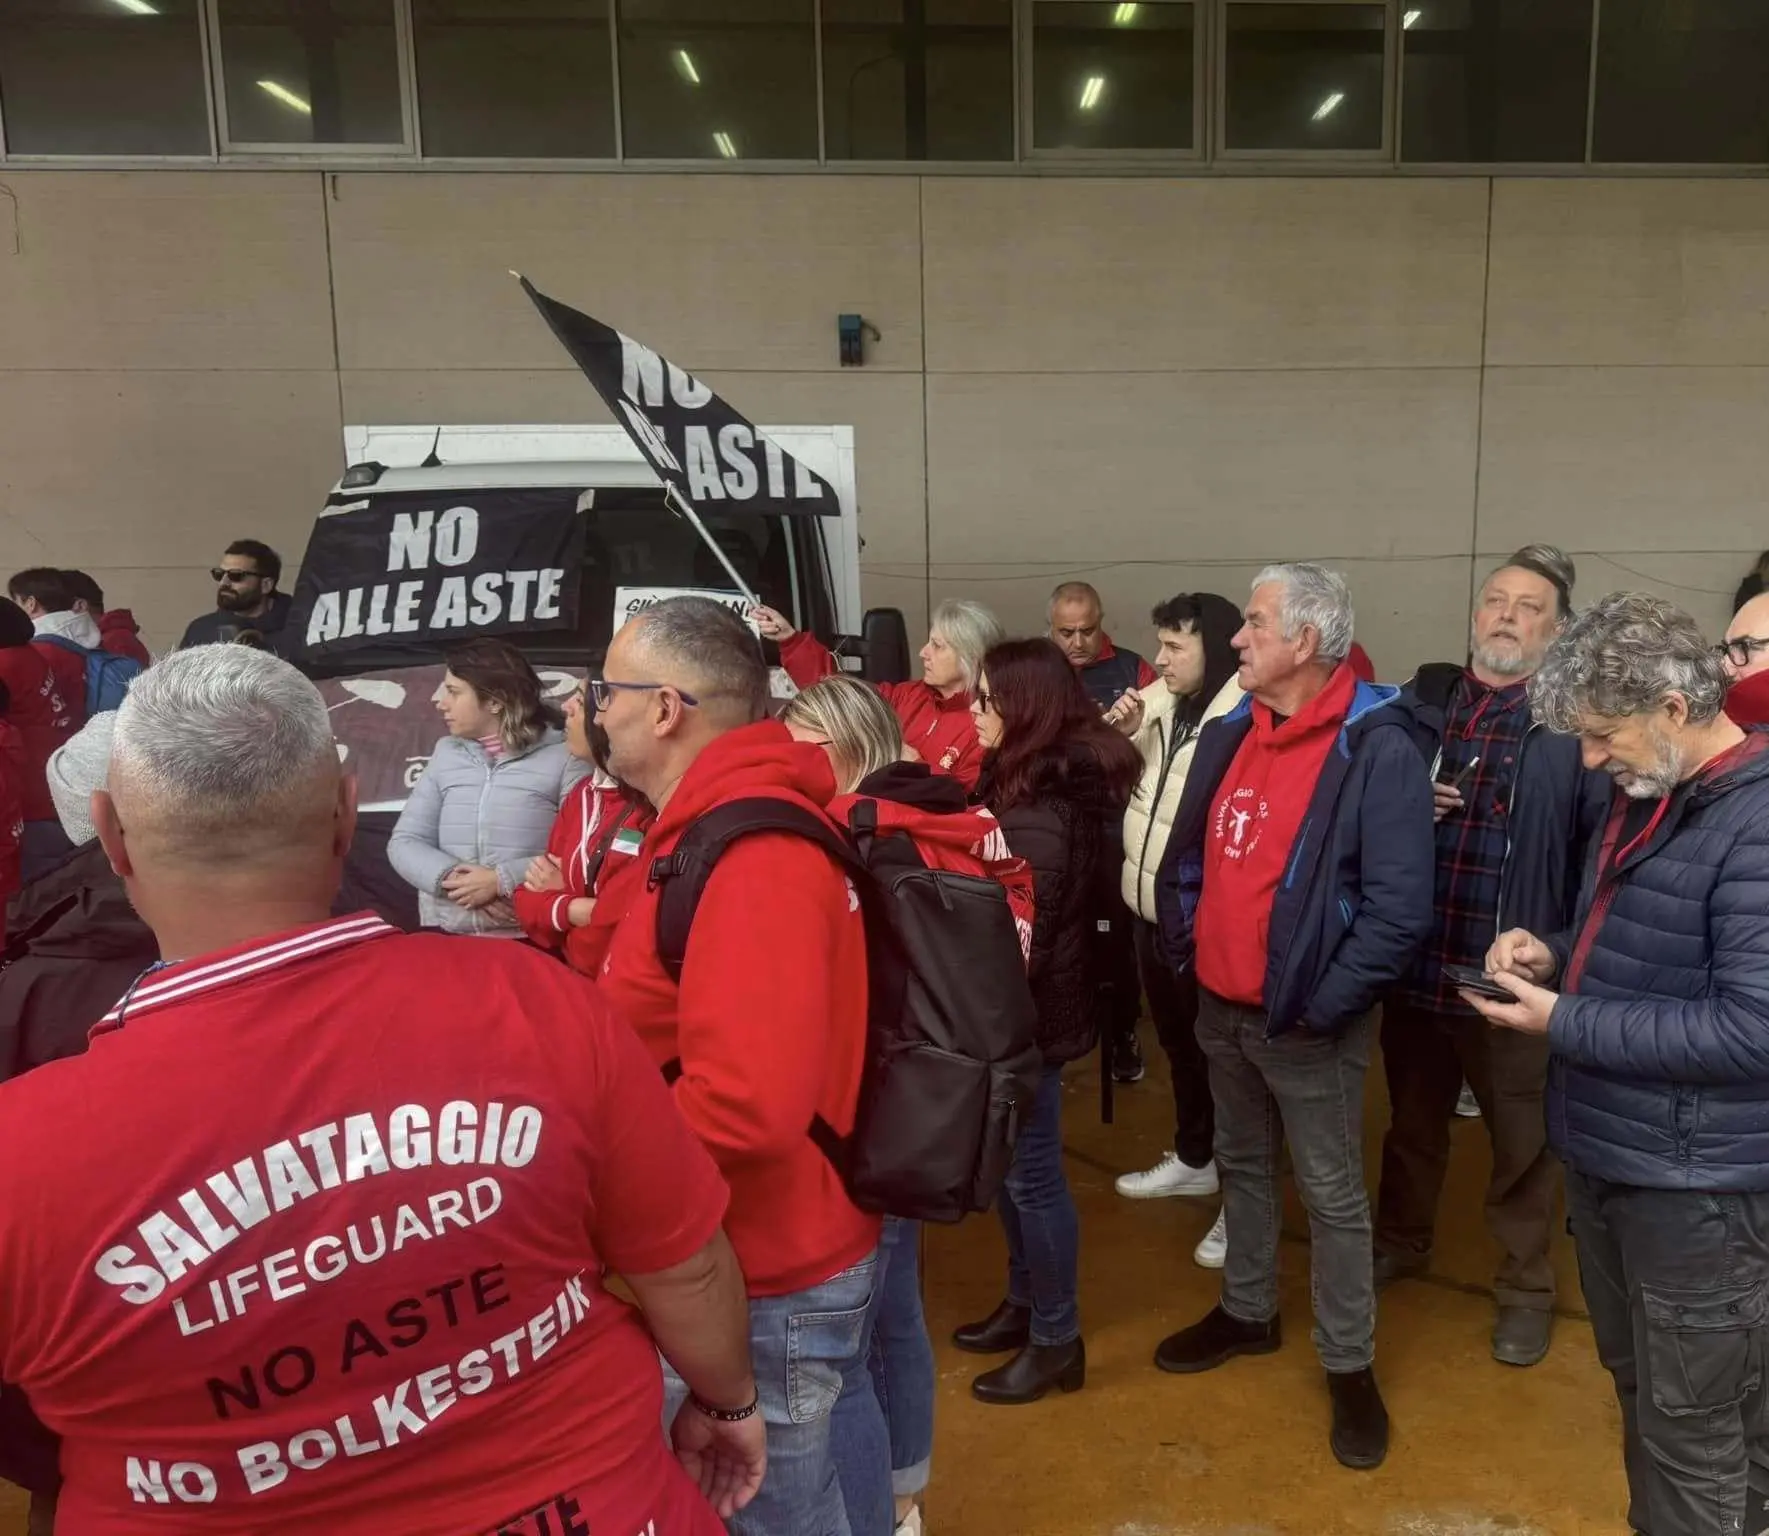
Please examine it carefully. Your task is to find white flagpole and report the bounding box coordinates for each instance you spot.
[663,481,759,609]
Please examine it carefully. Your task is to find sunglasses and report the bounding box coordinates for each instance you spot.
[973,689,999,714]
[1717,636,1769,668]
[588,678,701,710]
[212,568,261,585]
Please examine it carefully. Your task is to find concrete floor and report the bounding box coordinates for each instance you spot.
[922,1042,1630,1536]
[0,1035,1630,1535]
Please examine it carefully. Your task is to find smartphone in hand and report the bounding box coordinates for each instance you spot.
[1442,963,1514,1002]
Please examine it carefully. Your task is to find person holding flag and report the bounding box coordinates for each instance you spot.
[754,601,1003,792]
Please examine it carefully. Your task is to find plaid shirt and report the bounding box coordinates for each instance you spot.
[1400,671,1533,1014]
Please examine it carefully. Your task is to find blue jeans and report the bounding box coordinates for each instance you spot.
[830,1218,935,1535]
[999,1065,1081,1346]
[664,1253,877,1536]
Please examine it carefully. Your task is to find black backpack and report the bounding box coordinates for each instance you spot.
[652,796,1043,1224]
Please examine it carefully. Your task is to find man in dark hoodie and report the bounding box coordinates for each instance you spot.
[1153,563,1434,1472]
[179,539,292,652]
[1375,546,1608,1370]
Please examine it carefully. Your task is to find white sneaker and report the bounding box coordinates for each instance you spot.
[1115,1151,1221,1200]
[1455,1083,1482,1119]
[1193,1209,1227,1269]
[895,1508,924,1536]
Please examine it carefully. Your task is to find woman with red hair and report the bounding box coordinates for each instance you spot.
[952,639,1140,1408]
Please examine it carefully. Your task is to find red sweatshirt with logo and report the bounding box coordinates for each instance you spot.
[829,765,1036,963]
[778,632,986,790]
[1195,663,1357,1007]
[596,721,878,1296]
[513,775,652,955]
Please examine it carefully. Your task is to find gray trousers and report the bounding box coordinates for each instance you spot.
[1566,1170,1769,1536]
[1195,989,1376,1374]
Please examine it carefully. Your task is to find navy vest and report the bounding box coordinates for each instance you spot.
[1077,645,1147,713]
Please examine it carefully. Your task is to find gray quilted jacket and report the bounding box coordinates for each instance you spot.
[388,729,590,937]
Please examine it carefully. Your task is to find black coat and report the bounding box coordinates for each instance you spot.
[983,745,1128,1065]
[0,841,158,1084]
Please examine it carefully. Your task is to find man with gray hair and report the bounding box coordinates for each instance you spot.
[1466,592,1769,1536]
[1154,563,1434,1471]
[0,644,767,1535]
[594,597,882,1536]
[1375,544,1608,1370]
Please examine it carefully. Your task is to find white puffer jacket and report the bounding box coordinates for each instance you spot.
[1121,673,1245,921]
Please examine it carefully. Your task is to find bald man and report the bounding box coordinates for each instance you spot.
[593,596,882,1536]
[1722,591,1769,728]
[0,645,761,1535]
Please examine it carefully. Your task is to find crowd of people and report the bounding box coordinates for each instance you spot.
[0,535,1766,1536]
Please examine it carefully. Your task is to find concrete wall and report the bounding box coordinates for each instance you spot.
[1,168,1765,670]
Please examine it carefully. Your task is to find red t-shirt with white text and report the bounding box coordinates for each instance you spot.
[0,915,730,1536]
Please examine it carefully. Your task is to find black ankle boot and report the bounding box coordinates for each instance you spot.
[971,1339,1086,1405]
[1154,1305,1282,1375]
[953,1300,1030,1355]
[1327,1367,1389,1469]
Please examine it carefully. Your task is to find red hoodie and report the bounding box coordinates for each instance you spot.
[779,632,986,790]
[513,775,653,967]
[829,767,1036,962]
[1195,663,1358,1007]
[98,609,150,668]
[596,721,878,1296]
[0,644,77,823]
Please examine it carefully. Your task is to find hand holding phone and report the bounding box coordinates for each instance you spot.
[1442,963,1515,1003]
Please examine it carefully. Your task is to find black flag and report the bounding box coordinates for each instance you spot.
[518,278,838,518]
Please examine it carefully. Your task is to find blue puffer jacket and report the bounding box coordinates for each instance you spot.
[1155,678,1436,1036]
[1547,733,1769,1191]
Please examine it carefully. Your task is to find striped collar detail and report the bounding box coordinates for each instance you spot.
[98,914,399,1027]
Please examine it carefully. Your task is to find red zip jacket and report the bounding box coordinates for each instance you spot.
[1195,663,1357,1007]
[513,776,652,952]
[778,631,986,790]
[0,645,77,823]
[97,610,150,668]
[597,721,878,1296]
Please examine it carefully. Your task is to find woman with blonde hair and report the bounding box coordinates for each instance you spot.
[756,599,1004,791]
[783,675,1030,1536]
[389,639,589,936]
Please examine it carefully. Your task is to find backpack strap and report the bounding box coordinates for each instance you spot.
[650,797,859,985]
[580,799,644,894]
[650,799,864,1185]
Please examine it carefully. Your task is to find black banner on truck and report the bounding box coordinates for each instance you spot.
[291,490,584,663]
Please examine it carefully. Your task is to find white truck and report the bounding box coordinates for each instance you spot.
[287,424,909,922]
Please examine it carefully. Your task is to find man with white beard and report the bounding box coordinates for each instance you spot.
[1373,547,1607,1369]
[1465,592,1769,1536]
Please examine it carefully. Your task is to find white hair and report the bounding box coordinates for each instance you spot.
[1252,563,1354,664]
[110,646,337,837]
[930,599,1005,694]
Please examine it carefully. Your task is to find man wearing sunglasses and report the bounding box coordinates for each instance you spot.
[178,540,291,653]
[1720,590,1769,728]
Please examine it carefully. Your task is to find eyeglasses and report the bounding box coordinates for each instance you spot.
[211,568,260,585]
[588,678,701,710]
[973,689,998,714]
[1717,636,1769,668]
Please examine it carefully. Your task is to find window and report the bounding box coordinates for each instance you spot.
[1030,1,1196,152]
[1594,0,1769,164]
[214,0,406,148]
[413,0,615,158]
[618,0,818,160]
[0,0,210,156]
[1222,1,1387,153]
[821,0,1013,161]
[1401,1,1592,163]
